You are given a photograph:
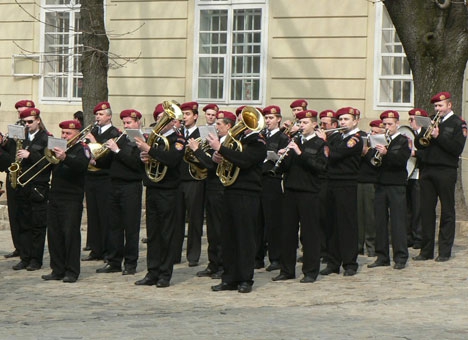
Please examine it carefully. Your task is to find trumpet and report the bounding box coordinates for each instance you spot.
[283,119,299,137]
[16,123,95,187]
[320,127,348,134]
[370,129,390,167]
[269,131,302,176]
[87,131,127,172]
[419,111,441,146]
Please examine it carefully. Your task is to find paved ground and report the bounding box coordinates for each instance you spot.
[1,223,468,339]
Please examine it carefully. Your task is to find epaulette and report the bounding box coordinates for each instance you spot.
[346,134,361,148]
[257,134,266,145]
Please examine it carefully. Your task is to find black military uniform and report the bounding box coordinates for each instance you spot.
[135,128,185,287]
[14,112,51,271]
[322,108,362,277]
[414,92,466,261]
[44,121,90,282]
[211,131,266,293]
[85,121,120,261]
[274,121,328,282]
[257,127,289,270]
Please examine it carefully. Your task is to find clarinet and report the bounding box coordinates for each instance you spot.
[268,131,302,176]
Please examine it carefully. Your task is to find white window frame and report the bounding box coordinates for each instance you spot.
[40,0,82,104]
[374,3,414,110]
[193,0,268,106]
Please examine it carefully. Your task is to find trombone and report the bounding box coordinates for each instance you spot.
[16,123,95,187]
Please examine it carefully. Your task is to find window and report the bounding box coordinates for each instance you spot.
[194,0,267,105]
[374,3,413,108]
[41,0,82,102]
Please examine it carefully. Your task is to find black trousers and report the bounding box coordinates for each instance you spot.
[406,178,422,246]
[221,190,260,285]
[173,180,205,263]
[146,187,178,282]
[257,176,284,264]
[16,184,48,266]
[357,182,376,255]
[47,198,83,279]
[6,174,21,252]
[419,166,457,258]
[85,175,111,259]
[318,179,330,259]
[107,181,142,269]
[326,180,359,271]
[280,190,320,279]
[374,185,408,264]
[205,188,224,272]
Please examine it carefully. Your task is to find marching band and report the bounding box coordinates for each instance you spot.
[1,92,466,293]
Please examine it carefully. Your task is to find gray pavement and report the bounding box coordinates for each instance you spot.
[1,222,468,339]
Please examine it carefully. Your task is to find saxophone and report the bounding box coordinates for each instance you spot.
[8,138,24,189]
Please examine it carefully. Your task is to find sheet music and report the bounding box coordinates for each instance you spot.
[198,125,217,140]
[368,134,389,148]
[126,129,144,143]
[266,150,279,162]
[8,125,26,140]
[414,115,431,128]
[47,137,67,150]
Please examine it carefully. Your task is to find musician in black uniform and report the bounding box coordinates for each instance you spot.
[42,120,90,283]
[134,104,185,288]
[271,110,328,283]
[320,107,362,277]
[173,101,205,267]
[96,109,144,275]
[257,105,289,272]
[2,100,35,259]
[11,108,51,271]
[207,109,267,293]
[413,92,466,262]
[280,99,307,139]
[190,111,236,278]
[368,110,411,270]
[203,103,219,126]
[406,108,428,250]
[357,120,384,257]
[83,101,120,262]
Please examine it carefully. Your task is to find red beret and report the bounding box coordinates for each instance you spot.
[354,108,361,117]
[59,120,82,130]
[180,101,199,111]
[380,110,400,120]
[15,100,35,109]
[319,109,336,119]
[153,103,164,120]
[408,108,428,117]
[216,111,237,122]
[235,105,246,116]
[263,105,281,116]
[296,110,318,120]
[335,107,357,118]
[202,103,219,112]
[120,109,142,120]
[290,99,308,109]
[93,101,111,114]
[430,91,451,104]
[369,120,384,128]
[19,108,40,119]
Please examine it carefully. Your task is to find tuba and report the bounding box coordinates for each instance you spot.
[216,106,265,186]
[183,137,210,180]
[146,100,183,182]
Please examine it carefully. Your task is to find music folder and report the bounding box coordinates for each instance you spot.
[47,136,67,150]
[8,125,26,140]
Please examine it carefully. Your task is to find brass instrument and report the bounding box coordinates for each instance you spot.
[321,127,347,134]
[419,111,442,146]
[146,100,184,182]
[370,129,390,167]
[283,119,299,137]
[216,106,265,186]
[184,137,210,180]
[17,123,95,187]
[87,131,127,172]
[8,137,25,189]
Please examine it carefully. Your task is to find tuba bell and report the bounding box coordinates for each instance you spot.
[145,100,183,182]
[216,106,265,186]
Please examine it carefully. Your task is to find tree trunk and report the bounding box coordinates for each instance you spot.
[80,0,109,126]
[384,0,468,218]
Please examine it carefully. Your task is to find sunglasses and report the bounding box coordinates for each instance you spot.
[23,120,35,124]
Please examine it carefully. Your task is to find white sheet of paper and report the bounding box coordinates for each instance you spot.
[47,136,67,150]
[414,115,431,128]
[368,134,388,148]
[126,129,144,142]
[8,125,26,140]
[198,125,217,140]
